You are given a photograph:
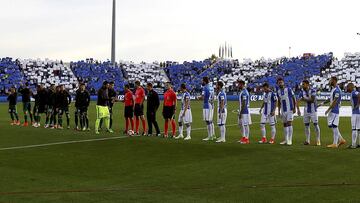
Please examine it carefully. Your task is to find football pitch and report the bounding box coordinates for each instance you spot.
[0,101,359,203]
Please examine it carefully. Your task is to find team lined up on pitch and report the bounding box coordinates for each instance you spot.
[6,76,360,149]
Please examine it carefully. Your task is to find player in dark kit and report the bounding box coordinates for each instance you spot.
[33,84,48,128]
[108,81,117,130]
[45,84,56,128]
[18,82,33,126]
[75,83,91,131]
[56,85,72,129]
[7,87,20,126]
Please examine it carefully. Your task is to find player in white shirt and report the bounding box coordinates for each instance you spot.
[259,83,277,144]
[296,80,321,146]
[215,81,227,143]
[237,80,252,144]
[346,83,360,149]
[175,83,192,140]
[276,78,297,146]
[320,76,346,148]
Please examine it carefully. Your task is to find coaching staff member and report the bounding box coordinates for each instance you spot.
[146,83,161,136]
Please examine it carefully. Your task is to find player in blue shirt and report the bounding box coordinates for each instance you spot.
[321,76,346,148]
[276,78,297,146]
[347,83,360,149]
[198,77,216,141]
[296,80,321,146]
[237,80,252,144]
[215,81,227,143]
[259,83,277,144]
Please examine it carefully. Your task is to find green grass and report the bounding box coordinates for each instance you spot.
[0,101,359,202]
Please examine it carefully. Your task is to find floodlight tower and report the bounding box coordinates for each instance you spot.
[111,0,116,64]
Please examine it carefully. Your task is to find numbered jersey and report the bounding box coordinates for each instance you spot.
[181,91,191,110]
[217,90,227,113]
[276,87,295,113]
[203,84,214,109]
[263,91,277,116]
[298,88,317,114]
[239,89,250,114]
[351,90,360,114]
[330,86,342,114]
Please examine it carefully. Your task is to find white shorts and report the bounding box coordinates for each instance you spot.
[238,114,252,126]
[203,106,214,122]
[327,112,339,127]
[304,112,318,124]
[281,112,294,123]
[261,114,276,125]
[217,109,227,125]
[351,114,360,130]
[178,109,192,124]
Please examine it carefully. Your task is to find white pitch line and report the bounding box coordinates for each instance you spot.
[0,136,129,151]
[0,124,242,152]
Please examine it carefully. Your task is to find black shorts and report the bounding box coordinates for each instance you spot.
[8,105,17,114]
[58,106,69,115]
[163,106,175,119]
[76,107,88,114]
[134,104,144,117]
[35,105,47,114]
[124,106,134,118]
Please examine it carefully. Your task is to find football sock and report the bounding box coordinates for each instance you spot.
[186,125,191,138]
[135,117,140,133]
[125,118,129,132]
[314,124,320,141]
[220,125,226,140]
[244,125,250,139]
[283,127,288,143]
[75,113,79,127]
[130,118,134,131]
[104,117,110,130]
[288,126,293,143]
[142,118,147,133]
[332,127,338,145]
[171,120,176,136]
[305,125,311,143]
[352,130,358,147]
[164,120,169,135]
[178,123,183,135]
[260,124,266,138]
[211,123,215,138]
[95,119,101,132]
[207,123,211,138]
[271,125,276,139]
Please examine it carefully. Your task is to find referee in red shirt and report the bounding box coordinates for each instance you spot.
[123,84,134,135]
[163,82,177,138]
[134,81,147,136]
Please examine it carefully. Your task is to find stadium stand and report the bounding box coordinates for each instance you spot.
[20,59,79,94]
[120,61,170,88]
[220,58,278,92]
[71,59,125,94]
[0,58,25,95]
[310,53,360,91]
[165,59,235,92]
[249,53,333,92]
[0,52,348,96]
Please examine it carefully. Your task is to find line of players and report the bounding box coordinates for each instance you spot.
[7,82,89,130]
[6,76,360,148]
